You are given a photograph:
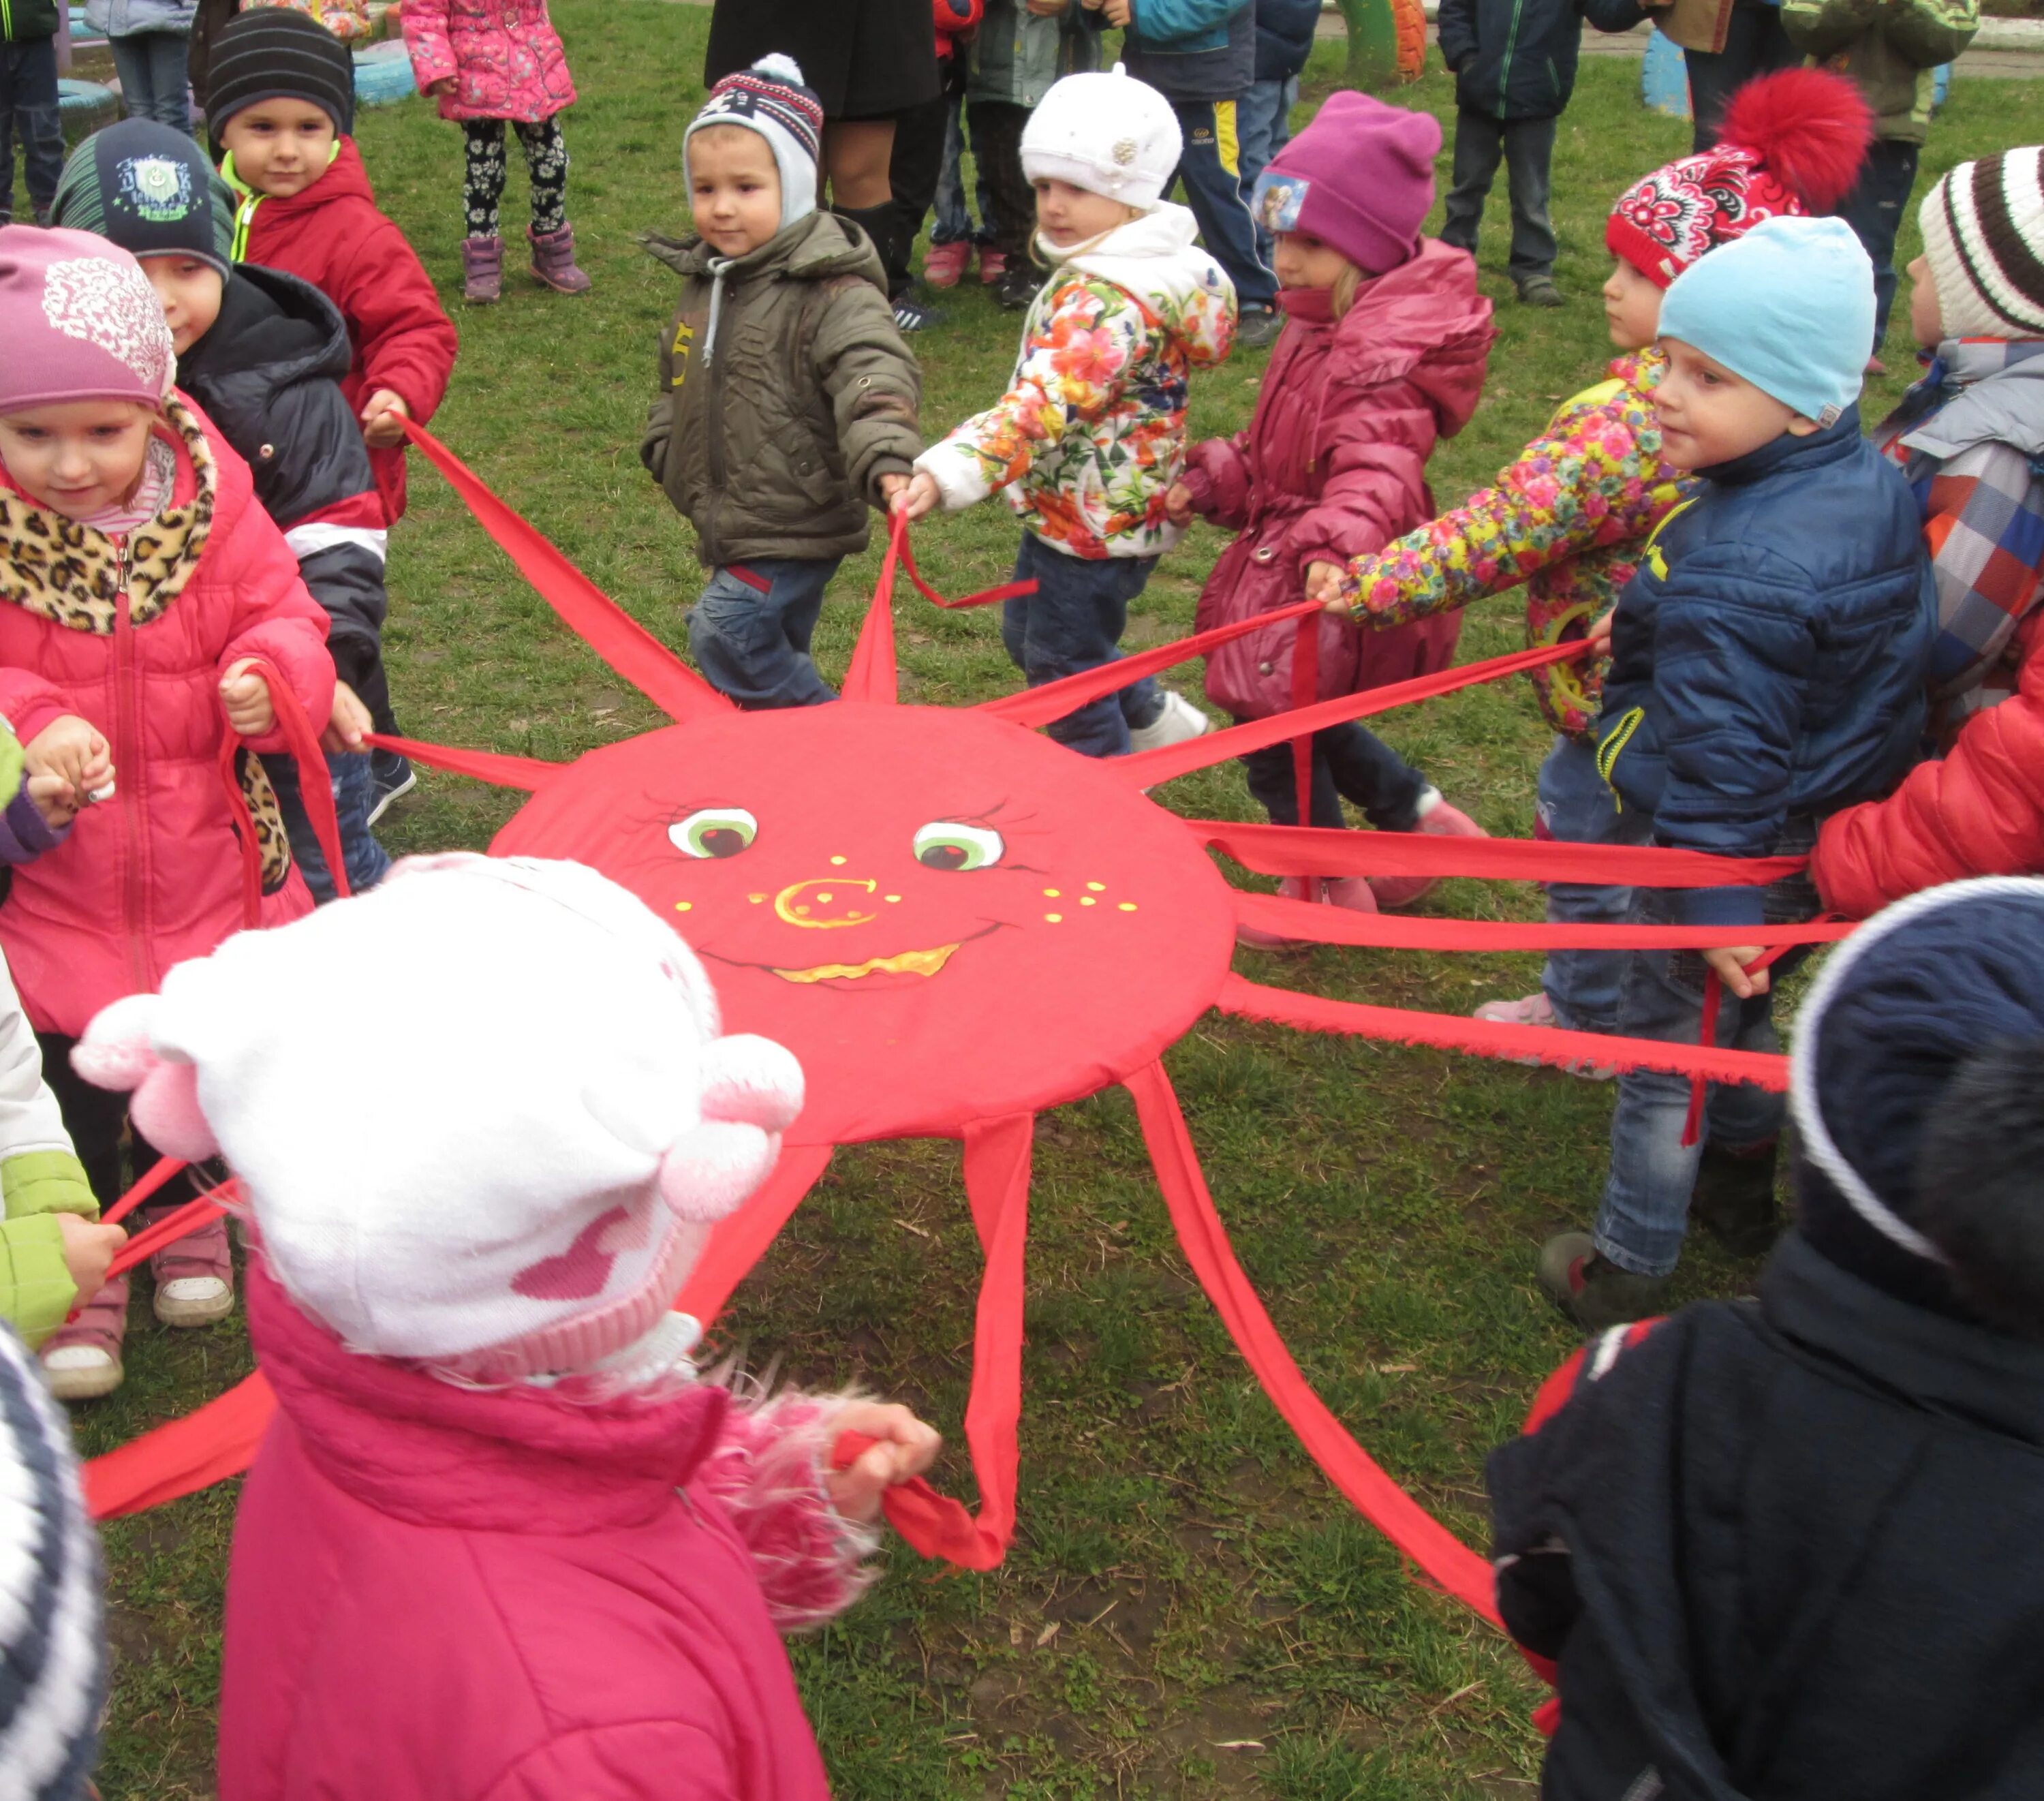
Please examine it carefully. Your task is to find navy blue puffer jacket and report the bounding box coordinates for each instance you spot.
[1438,0,1647,121]
[1593,409,1934,925]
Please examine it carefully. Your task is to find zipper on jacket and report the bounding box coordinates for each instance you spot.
[1498,0,1528,116]
[704,273,731,565]
[1,0,14,44]
[111,566,151,996]
[1595,705,1644,807]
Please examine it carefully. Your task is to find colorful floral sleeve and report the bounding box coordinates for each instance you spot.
[917,280,1147,512]
[1339,374,1680,629]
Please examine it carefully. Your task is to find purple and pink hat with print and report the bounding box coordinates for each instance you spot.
[1250,92,1441,277]
[0,226,174,416]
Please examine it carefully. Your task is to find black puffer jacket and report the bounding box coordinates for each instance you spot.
[1438,0,1647,120]
[175,264,388,691]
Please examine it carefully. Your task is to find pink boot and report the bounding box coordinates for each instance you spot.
[462,234,502,304]
[528,223,593,295]
[1472,991,1617,1080]
[151,1211,235,1326]
[1369,790,1487,910]
[40,1274,129,1402]
[1237,874,1377,948]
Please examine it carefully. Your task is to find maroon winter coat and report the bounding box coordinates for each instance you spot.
[1183,241,1495,720]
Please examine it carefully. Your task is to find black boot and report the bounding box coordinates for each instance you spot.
[835,203,903,285]
[1690,1137,1782,1257]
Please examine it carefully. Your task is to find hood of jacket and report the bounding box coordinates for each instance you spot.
[248,1252,732,1534]
[1051,201,1237,368]
[1323,238,1493,437]
[1900,337,2044,463]
[181,264,352,393]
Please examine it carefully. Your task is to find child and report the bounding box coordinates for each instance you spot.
[0,0,61,229]
[1816,148,2044,917]
[72,852,942,1801]
[1170,92,1493,930]
[87,0,195,136]
[1543,215,1934,1329]
[0,228,337,1398]
[1333,71,1870,1050]
[403,0,593,304]
[53,119,392,903]
[205,5,458,815]
[901,66,1234,757]
[641,57,922,711]
[1491,877,2044,1800]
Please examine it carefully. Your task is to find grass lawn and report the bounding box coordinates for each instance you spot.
[61,16,2044,1798]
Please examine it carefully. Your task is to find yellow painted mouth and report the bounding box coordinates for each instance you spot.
[773,942,962,984]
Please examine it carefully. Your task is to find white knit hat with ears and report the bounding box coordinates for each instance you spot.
[72,855,804,1381]
[1021,64,1183,212]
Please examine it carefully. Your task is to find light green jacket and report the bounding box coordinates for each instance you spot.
[1781,0,1979,143]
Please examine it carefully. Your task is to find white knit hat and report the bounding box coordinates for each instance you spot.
[1021,65,1182,212]
[72,855,803,1381]
[1919,147,2044,341]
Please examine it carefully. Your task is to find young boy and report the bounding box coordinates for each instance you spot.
[1493,876,2044,1800]
[52,119,393,904]
[204,5,458,817]
[900,67,1234,757]
[0,0,61,230]
[640,56,922,711]
[1544,215,1934,1329]
[1816,148,2044,917]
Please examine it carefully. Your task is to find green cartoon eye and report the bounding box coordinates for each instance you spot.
[670,807,758,859]
[914,821,1004,872]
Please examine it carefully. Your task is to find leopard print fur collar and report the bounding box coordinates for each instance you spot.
[0,395,217,634]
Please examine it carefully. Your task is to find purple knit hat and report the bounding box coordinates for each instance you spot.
[1251,92,1441,277]
[0,227,173,416]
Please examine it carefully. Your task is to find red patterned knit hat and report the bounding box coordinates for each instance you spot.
[1606,67,1873,289]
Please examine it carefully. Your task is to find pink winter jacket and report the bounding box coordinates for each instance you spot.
[1183,241,1495,720]
[0,395,331,1039]
[403,0,576,122]
[219,1257,874,1801]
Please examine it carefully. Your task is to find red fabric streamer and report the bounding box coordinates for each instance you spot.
[1124,1059,1502,1622]
[84,1372,277,1520]
[1233,891,1856,953]
[102,1154,191,1226]
[1290,614,1320,904]
[675,1145,834,1323]
[217,655,350,923]
[105,1190,232,1281]
[841,525,901,706]
[1680,942,1801,1145]
[399,421,733,725]
[892,512,1036,611]
[363,731,563,794]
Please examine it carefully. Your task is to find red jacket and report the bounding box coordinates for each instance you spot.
[1813,607,2044,917]
[934,0,981,57]
[233,138,459,524]
[0,397,332,1040]
[220,1258,865,1801]
[1182,240,1495,720]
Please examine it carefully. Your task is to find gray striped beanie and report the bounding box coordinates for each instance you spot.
[1920,147,2044,340]
[0,1324,106,1801]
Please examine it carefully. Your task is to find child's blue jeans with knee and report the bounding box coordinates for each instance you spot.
[688,558,839,709]
[1536,733,1633,1035]
[265,750,391,905]
[1000,534,1164,758]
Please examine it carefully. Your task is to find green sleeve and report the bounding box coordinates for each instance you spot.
[1780,0,1881,57]
[0,722,22,815]
[0,1214,78,1350]
[2,1150,99,1221]
[1886,0,1979,70]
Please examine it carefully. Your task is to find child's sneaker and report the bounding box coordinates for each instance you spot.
[39,1276,129,1402]
[1128,689,1209,753]
[1236,874,1376,947]
[994,262,1038,311]
[1472,991,1618,1079]
[893,295,944,333]
[1368,788,1486,909]
[368,750,416,827]
[978,247,1008,286]
[924,241,972,288]
[1538,1232,1668,1331]
[152,1213,235,1326]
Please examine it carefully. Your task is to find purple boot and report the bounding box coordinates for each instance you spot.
[462,234,502,305]
[528,223,593,295]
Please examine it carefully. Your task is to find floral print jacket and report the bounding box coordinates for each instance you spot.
[1335,349,1688,736]
[915,202,1235,559]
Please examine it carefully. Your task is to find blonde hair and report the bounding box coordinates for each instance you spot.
[1331,260,1365,319]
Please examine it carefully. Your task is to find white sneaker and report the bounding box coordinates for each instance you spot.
[1128,689,1210,753]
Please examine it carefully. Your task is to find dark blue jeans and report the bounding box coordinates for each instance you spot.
[1172,99,1278,312]
[1836,138,1921,352]
[0,37,63,219]
[931,83,993,246]
[1000,534,1165,758]
[1239,724,1426,832]
[110,30,192,136]
[688,557,839,709]
[1683,1,1801,151]
[264,750,392,906]
[1442,108,1557,281]
[1237,74,1297,274]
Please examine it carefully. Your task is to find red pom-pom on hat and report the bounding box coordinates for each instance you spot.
[1718,65,1875,213]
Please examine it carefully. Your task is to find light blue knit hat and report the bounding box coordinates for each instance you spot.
[1657,214,1875,427]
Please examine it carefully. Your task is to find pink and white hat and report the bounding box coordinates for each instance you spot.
[74,855,804,1381]
[0,226,174,415]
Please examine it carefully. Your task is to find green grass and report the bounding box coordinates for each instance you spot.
[63,18,2044,1798]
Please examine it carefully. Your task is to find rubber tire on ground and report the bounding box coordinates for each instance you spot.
[353,40,416,106]
[58,78,119,146]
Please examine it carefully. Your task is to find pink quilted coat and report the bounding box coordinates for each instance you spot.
[402,0,576,123]
[219,1257,872,1801]
[1183,239,1495,720]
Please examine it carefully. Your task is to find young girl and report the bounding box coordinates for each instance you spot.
[901,65,1235,758]
[403,0,591,303]
[1171,92,1493,930]
[0,228,335,1398]
[1324,70,1869,1047]
[74,853,942,1801]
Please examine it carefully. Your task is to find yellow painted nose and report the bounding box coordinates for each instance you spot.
[775,877,879,929]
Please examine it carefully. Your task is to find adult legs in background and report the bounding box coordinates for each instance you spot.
[1499,113,1560,289]
[0,40,63,222]
[822,116,895,208]
[111,30,193,135]
[1440,106,1504,264]
[883,87,949,314]
[1236,73,1299,272]
[999,536,1163,757]
[1172,99,1278,316]
[688,558,841,709]
[1836,138,1921,354]
[1536,733,1632,1036]
[1682,1,1801,151]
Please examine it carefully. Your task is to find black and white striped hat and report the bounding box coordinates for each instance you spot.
[1920,147,2044,340]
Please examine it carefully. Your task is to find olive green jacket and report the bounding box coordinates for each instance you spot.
[640,212,922,568]
[1781,0,1978,143]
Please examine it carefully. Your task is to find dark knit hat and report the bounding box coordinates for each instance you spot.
[52,121,234,279]
[1920,147,2044,339]
[1791,878,2044,1335]
[204,7,355,155]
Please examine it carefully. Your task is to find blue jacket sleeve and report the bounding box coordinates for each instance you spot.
[1126,0,1247,44]
[1647,545,1818,926]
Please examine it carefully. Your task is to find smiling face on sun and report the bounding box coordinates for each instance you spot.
[492,706,1238,1145]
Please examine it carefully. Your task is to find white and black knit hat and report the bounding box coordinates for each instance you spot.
[1919,147,2044,340]
[0,1323,106,1800]
[685,54,824,234]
